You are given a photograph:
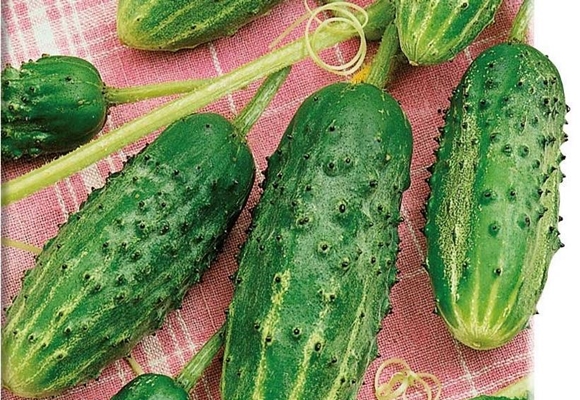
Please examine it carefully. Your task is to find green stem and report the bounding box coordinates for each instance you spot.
[104,78,215,106]
[1,237,42,255]
[175,326,225,393]
[509,0,533,43]
[233,66,291,138]
[365,20,399,89]
[1,0,394,207]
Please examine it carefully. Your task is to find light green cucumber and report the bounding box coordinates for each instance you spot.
[396,0,503,65]
[117,0,284,51]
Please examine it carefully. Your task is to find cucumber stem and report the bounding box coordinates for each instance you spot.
[104,78,215,106]
[1,237,42,255]
[365,20,399,89]
[233,67,291,139]
[175,326,225,393]
[509,0,533,43]
[1,0,394,207]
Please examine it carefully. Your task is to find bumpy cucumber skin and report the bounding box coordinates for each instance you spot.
[117,0,283,51]
[110,374,189,400]
[1,114,255,398]
[221,83,412,400]
[1,55,108,159]
[396,0,502,65]
[425,43,566,350]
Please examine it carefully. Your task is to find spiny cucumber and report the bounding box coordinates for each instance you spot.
[1,54,211,160]
[1,113,254,398]
[425,41,567,350]
[221,80,412,399]
[1,68,290,398]
[1,55,108,159]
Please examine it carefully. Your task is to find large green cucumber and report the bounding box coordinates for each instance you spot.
[221,82,412,399]
[1,55,107,160]
[117,0,284,51]
[425,42,567,350]
[396,0,503,65]
[1,113,255,398]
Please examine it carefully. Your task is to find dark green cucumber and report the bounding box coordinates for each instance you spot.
[396,0,503,65]
[111,325,225,399]
[117,0,284,51]
[425,42,567,349]
[111,374,189,400]
[1,55,107,159]
[1,113,255,398]
[221,82,412,399]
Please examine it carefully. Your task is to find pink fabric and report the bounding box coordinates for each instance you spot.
[1,0,530,399]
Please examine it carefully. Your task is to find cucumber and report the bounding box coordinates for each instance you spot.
[1,54,213,160]
[1,67,290,398]
[111,325,225,399]
[117,0,284,51]
[1,55,107,159]
[1,112,255,398]
[221,81,412,399]
[110,374,189,400]
[396,0,503,65]
[425,42,567,350]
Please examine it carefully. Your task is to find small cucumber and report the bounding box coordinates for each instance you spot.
[1,113,255,398]
[1,55,107,159]
[1,54,212,160]
[111,325,225,399]
[111,374,189,400]
[221,82,412,399]
[396,0,503,65]
[425,42,567,349]
[117,0,284,51]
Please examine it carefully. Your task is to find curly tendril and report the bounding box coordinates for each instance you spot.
[375,358,442,400]
[270,0,368,76]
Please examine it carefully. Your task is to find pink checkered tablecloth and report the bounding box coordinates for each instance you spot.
[1,0,532,399]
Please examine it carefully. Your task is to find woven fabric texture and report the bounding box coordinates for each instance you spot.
[1,0,530,399]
